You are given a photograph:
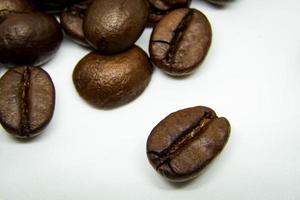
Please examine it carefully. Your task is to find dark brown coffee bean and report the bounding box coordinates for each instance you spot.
[83,0,149,54]
[148,0,191,24]
[73,45,153,108]
[0,66,55,138]
[147,106,230,182]
[0,0,36,21]
[149,8,212,76]
[60,1,93,46]
[0,12,63,67]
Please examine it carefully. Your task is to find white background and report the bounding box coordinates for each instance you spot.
[1,0,300,199]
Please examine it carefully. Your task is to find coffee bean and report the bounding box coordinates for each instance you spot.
[149,8,212,76]
[73,45,153,108]
[60,1,93,46]
[148,0,191,24]
[0,0,36,21]
[147,106,230,182]
[0,66,55,138]
[0,12,63,66]
[83,0,149,54]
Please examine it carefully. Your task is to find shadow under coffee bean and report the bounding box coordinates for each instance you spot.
[0,66,55,138]
[147,106,230,182]
[205,0,232,6]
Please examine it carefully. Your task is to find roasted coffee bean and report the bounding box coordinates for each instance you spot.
[83,0,149,54]
[148,0,191,24]
[0,66,55,138]
[147,106,230,182]
[73,45,153,108]
[0,0,36,21]
[0,12,63,66]
[149,8,212,76]
[60,0,93,46]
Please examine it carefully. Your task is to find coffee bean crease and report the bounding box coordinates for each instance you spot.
[18,66,31,137]
[165,9,193,65]
[148,111,215,169]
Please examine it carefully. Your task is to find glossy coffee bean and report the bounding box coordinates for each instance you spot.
[73,45,153,108]
[60,1,93,46]
[0,0,36,21]
[0,12,63,66]
[148,0,191,24]
[83,0,149,54]
[0,66,55,138]
[147,106,230,182]
[149,8,212,76]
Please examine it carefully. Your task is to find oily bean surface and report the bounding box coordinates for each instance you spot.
[148,0,191,24]
[149,8,212,76]
[0,12,63,66]
[83,0,149,54]
[73,45,153,108]
[0,66,55,138]
[147,106,230,182]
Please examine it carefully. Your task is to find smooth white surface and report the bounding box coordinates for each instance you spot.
[1,0,300,199]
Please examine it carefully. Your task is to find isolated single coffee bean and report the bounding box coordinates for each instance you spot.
[149,8,212,76]
[73,45,153,108]
[0,66,55,138]
[60,0,93,46]
[147,106,230,182]
[0,0,36,21]
[83,0,149,54]
[148,0,191,24]
[0,12,63,66]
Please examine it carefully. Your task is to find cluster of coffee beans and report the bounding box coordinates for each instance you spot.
[0,0,231,182]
